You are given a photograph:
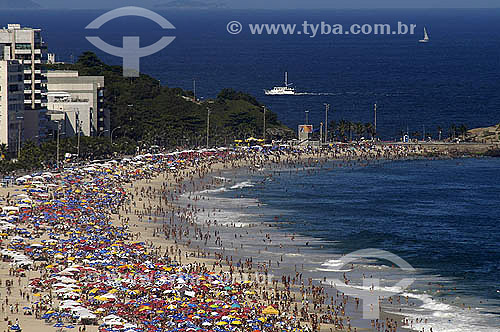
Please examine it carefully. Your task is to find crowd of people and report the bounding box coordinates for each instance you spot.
[0,143,440,332]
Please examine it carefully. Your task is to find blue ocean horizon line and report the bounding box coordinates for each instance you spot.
[3,9,499,139]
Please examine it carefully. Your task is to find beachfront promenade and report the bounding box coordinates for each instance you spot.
[0,143,490,332]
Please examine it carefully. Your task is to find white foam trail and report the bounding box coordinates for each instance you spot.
[198,187,227,194]
[294,92,341,96]
[230,181,255,189]
[318,259,352,272]
[398,292,500,332]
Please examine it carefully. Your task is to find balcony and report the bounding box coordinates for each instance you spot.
[15,49,32,54]
[24,69,32,74]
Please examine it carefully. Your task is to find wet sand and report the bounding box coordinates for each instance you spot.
[0,144,451,332]
[116,151,421,331]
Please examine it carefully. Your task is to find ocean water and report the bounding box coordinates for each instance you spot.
[2,9,500,139]
[185,157,500,331]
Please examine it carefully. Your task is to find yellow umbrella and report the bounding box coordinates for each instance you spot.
[216,321,228,326]
[262,306,279,315]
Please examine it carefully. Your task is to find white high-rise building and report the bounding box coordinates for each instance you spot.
[0,23,47,141]
[46,70,109,137]
[0,60,24,151]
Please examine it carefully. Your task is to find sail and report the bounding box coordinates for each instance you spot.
[423,27,429,41]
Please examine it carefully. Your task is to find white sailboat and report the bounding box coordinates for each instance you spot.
[419,27,429,43]
[265,72,296,95]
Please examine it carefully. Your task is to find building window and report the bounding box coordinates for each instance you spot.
[15,43,32,50]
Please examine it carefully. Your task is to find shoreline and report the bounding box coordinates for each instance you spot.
[148,153,498,332]
[122,151,445,331]
[0,146,497,332]
[123,155,411,332]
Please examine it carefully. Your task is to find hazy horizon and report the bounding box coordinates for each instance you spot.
[30,0,500,10]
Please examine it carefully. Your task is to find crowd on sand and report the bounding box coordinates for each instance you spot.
[0,143,439,332]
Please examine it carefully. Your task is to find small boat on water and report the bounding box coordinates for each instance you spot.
[419,27,430,43]
[265,72,296,95]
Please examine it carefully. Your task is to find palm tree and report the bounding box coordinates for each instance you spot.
[328,120,337,142]
[364,123,374,140]
[450,124,457,140]
[348,121,353,142]
[459,124,467,140]
[354,122,365,140]
[337,120,349,142]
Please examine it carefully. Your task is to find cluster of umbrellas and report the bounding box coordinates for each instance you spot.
[1,150,307,332]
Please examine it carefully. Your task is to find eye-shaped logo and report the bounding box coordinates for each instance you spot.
[329,248,415,319]
[85,6,176,77]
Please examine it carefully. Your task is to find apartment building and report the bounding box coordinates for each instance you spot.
[0,23,47,141]
[46,70,109,137]
[0,60,24,151]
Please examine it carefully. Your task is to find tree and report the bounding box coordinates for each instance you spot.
[0,144,7,160]
[354,122,365,140]
[328,120,337,141]
[337,120,349,142]
[364,123,374,140]
[459,124,468,140]
[450,124,457,140]
[47,52,293,147]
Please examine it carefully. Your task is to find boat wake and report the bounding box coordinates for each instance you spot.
[294,92,341,96]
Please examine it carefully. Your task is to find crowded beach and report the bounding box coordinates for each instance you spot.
[0,143,445,332]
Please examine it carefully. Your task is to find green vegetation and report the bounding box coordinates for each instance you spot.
[0,52,293,174]
[49,52,293,146]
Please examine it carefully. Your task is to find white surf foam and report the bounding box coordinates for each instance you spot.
[318,259,352,272]
[398,292,500,332]
[230,181,255,189]
[198,187,227,194]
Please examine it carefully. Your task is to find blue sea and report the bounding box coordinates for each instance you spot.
[189,157,500,331]
[2,8,500,139]
[3,8,500,330]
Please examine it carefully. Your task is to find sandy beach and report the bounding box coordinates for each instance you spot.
[0,143,473,332]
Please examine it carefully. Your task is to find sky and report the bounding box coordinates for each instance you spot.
[34,0,500,9]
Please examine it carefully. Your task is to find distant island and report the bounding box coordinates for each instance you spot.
[155,0,227,9]
[0,0,40,8]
